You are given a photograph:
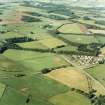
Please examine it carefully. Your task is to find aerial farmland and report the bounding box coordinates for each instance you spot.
[0,0,105,105]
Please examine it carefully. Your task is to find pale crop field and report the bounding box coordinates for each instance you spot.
[46,67,105,95]
[58,23,86,34]
[17,41,46,49]
[38,37,66,48]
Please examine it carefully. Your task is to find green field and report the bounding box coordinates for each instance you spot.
[58,23,87,34]
[3,49,69,74]
[38,36,66,48]
[95,36,105,44]
[87,64,105,86]
[0,73,91,105]
[0,55,28,77]
[60,34,98,44]
[77,19,105,29]
[0,74,69,105]
[17,41,46,49]
[0,87,27,105]
[50,91,91,105]
[55,45,78,52]
[0,83,5,98]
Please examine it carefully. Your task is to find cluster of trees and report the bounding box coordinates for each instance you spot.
[0,42,22,54]
[14,74,26,77]
[6,37,34,43]
[55,45,66,49]
[83,16,91,20]
[88,90,105,105]
[21,16,42,22]
[0,37,35,54]
[0,46,7,53]
[95,20,105,26]
[78,43,101,56]
[71,88,89,98]
[41,65,68,74]
[0,19,2,21]
[43,24,53,29]
[71,87,105,105]
[24,11,42,17]
[95,95,105,105]
[47,14,67,20]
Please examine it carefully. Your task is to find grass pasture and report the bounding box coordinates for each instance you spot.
[95,36,105,44]
[87,64,105,87]
[50,91,91,105]
[60,34,98,44]
[55,45,78,52]
[0,83,5,99]
[0,55,28,77]
[3,49,69,74]
[0,74,69,105]
[0,32,24,41]
[38,36,66,48]
[17,41,46,49]
[58,23,87,34]
[0,87,27,105]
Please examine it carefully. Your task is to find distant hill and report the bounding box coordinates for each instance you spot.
[44,0,105,7]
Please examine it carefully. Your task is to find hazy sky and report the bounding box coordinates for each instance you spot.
[0,0,105,1]
[0,0,105,4]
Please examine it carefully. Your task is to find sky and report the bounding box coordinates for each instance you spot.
[0,0,105,7]
[0,0,105,2]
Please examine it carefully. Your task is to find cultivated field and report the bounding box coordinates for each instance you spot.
[46,67,105,95]
[58,23,87,34]
[17,41,46,49]
[38,36,66,48]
